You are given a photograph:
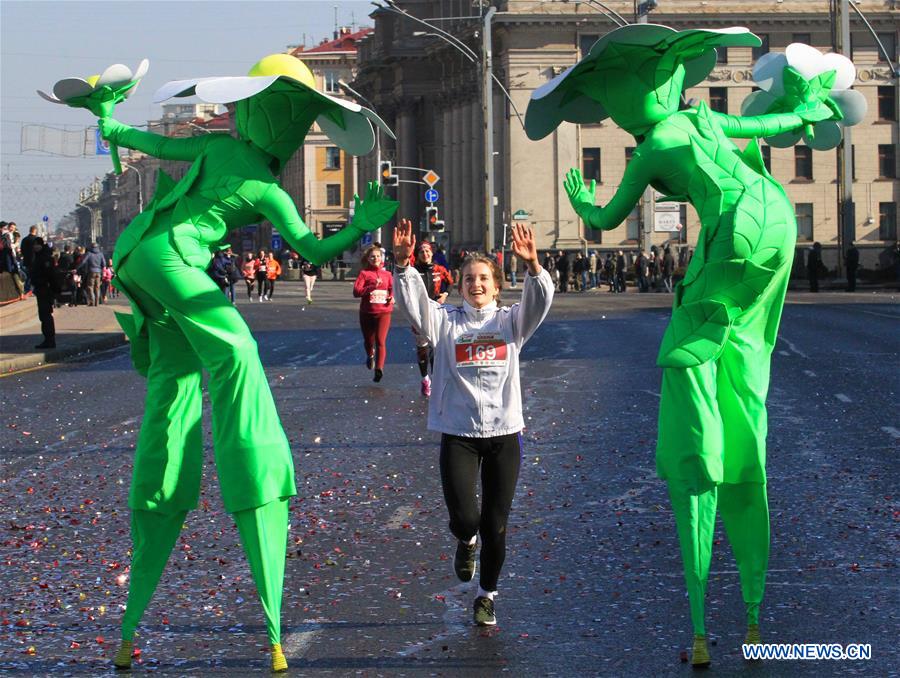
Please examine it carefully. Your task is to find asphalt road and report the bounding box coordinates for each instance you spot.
[1,281,897,676]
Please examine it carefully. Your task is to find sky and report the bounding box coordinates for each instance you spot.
[0,0,373,231]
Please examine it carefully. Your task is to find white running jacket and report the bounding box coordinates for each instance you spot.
[393,265,554,437]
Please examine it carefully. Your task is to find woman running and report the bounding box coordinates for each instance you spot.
[409,237,454,397]
[241,252,257,301]
[353,244,394,382]
[392,221,553,626]
[300,257,319,304]
[255,248,268,301]
[264,252,282,300]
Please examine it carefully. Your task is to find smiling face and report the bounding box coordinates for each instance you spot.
[460,260,501,308]
[367,249,383,269]
[416,243,433,265]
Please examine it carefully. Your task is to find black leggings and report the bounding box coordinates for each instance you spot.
[439,432,521,591]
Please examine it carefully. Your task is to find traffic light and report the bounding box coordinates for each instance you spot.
[425,206,439,230]
[379,160,398,187]
[432,219,445,232]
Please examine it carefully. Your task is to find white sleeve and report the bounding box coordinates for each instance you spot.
[510,267,554,346]
[393,266,447,345]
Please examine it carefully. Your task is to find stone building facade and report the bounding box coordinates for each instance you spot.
[353,0,898,274]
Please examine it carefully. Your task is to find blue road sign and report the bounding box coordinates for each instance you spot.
[271,235,283,251]
[361,233,373,246]
[425,188,439,203]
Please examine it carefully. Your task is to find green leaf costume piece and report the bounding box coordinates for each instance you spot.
[527,24,865,654]
[43,54,397,672]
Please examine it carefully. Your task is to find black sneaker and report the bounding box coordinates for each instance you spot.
[34,341,56,349]
[366,355,375,370]
[454,539,477,582]
[373,368,383,382]
[473,596,496,626]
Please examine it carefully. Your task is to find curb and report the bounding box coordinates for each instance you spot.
[0,333,128,376]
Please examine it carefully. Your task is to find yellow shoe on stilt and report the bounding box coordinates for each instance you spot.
[113,640,133,670]
[744,624,762,661]
[691,634,711,668]
[745,623,761,645]
[271,643,288,673]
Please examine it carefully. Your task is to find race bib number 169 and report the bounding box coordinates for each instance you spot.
[455,332,508,367]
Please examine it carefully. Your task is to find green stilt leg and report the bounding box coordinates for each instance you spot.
[121,509,187,641]
[719,482,769,626]
[667,483,718,637]
[233,498,289,646]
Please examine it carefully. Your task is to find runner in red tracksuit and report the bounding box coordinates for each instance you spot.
[412,239,454,396]
[353,244,394,382]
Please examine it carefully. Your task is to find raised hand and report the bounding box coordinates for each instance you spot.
[563,168,596,219]
[510,223,540,275]
[351,181,400,233]
[392,218,416,266]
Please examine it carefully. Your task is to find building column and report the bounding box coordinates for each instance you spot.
[469,99,483,249]
[452,103,464,242]
[397,106,417,229]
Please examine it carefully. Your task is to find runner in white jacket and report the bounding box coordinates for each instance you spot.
[393,220,553,626]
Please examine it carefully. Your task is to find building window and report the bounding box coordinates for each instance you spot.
[792,33,811,46]
[794,146,813,180]
[325,147,341,169]
[625,147,634,165]
[878,144,897,178]
[716,46,728,64]
[323,71,339,94]
[709,87,728,114]
[879,202,897,241]
[752,34,770,61]
[579,34,600,57]
[877,32,897,63]
[326,184,341,206]
[877,86,896,121]
[795,203,813,241]
[852,32,897,62]
[626,208,640,241]
[582,147,601,183]
[760,144,772,173]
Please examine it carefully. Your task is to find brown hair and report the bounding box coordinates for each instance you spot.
[458,254,503,302]
[360,244,382,268]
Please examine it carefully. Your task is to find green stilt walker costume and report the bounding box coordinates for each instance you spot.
[524,25,865,665]
[40,54,397,672]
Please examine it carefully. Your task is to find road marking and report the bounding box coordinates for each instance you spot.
[385,505,415,529]
[881,426,900,440]
[803,370,817,377]
[282,619,324,659]
[857,309,900,320]
[778,350,790,356]
[781,338,809,359]
[399,582,470,657]
[835,393,852,403]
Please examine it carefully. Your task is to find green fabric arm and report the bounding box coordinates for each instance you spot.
[565,157,651,231]
[258,184,364,266]
[711,111,806,139]
[100,118,209,162]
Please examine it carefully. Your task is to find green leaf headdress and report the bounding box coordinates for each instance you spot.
[153,54,394,173]
[525,24,760,139]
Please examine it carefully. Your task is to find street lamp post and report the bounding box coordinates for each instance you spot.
[482,6,497,254]
[338,79,383,244]
[120,163,144,214]
[373,0,507,253]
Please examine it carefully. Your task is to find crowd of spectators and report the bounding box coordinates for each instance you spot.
[1,221,119,308]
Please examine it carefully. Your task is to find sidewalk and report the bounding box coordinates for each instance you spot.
[0,297,129,375]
